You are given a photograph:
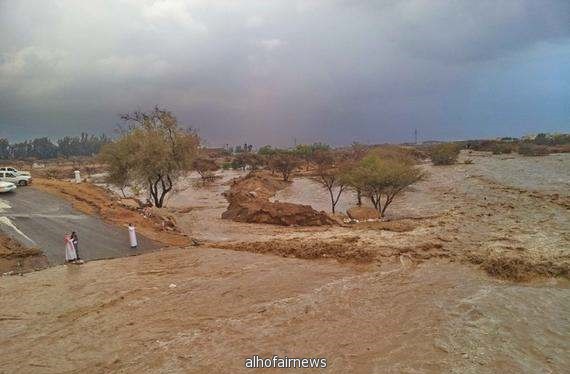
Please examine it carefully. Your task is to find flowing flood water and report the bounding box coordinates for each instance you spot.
[254,153,570,372]
[49,153,566,372]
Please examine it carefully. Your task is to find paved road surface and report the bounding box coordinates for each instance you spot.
[0,187,158,264]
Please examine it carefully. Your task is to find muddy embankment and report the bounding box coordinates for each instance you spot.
[216,235,448,264]
[34,178,189,246]
[0,234,47,274]
[221,172,338,226]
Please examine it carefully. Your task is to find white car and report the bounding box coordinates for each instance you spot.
[0,181,17,193]
[0,167,31,177]
[0,171,32,186]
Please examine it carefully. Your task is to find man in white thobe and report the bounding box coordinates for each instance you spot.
[128,223,138,248]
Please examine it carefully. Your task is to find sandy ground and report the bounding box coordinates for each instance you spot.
[1,152,569,373]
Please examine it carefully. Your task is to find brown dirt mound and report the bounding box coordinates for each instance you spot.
[0,234,47,274]
[222,198,338,226]
[0,236,41,259]
[347,206,380,221]
[33,178,188,246]
[222,172,337,226]
[225,171,289,200]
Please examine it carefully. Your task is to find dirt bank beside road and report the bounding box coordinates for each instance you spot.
[0,234,47,274]
[34,178,189,247]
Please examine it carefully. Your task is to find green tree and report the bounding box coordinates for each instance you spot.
[100,107,199,207]
[0,138,10,159]
[257,145,275,156]
[294,142,331,170]
[342,155,424,217]
[99,137,133,197]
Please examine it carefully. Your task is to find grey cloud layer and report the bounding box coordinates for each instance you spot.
[1,0,569,145]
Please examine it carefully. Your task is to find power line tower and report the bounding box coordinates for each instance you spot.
[414,128,418,145]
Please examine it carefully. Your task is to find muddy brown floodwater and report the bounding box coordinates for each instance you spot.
[1,248,568,373]
[1,152,569,373]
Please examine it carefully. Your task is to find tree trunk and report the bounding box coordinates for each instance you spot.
[328,187,336,213]
[370,193,383,217]
[148,175,173,208]
[329,185,345,214]
[356,189,362,206]
[381,193,395,217]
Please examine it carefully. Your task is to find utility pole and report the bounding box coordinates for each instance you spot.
[414,128,418,145]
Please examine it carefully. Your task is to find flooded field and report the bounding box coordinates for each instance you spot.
[2,152,568,373]
[468,152,570,194]
[272,165,450,219]
[1,247,568,373]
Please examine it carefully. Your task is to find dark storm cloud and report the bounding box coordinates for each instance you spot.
[1,0,569,145]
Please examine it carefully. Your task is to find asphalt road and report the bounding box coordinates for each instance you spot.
[0,187,158,265]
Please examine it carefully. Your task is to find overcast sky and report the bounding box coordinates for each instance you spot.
[0,0,569,146]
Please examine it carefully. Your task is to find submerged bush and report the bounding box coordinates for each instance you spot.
[430,143,461,165]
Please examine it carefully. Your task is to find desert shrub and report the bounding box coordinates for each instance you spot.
[491,143,514,154]
[368,145,423,163]
[518,143,550,156]
[222,162,232,170]
[464,159,474,164]
[192,157,219,181]
[430,143,461,165]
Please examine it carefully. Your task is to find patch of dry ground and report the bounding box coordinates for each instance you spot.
[33,178,189,247]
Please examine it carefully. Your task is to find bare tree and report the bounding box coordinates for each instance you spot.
[268,151,300,181]
[192,157,219,181]
[313,150,346,213]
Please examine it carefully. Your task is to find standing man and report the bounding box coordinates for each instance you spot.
[128,223,138,249]
[64,233,77,263]
[71,231,79,260]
